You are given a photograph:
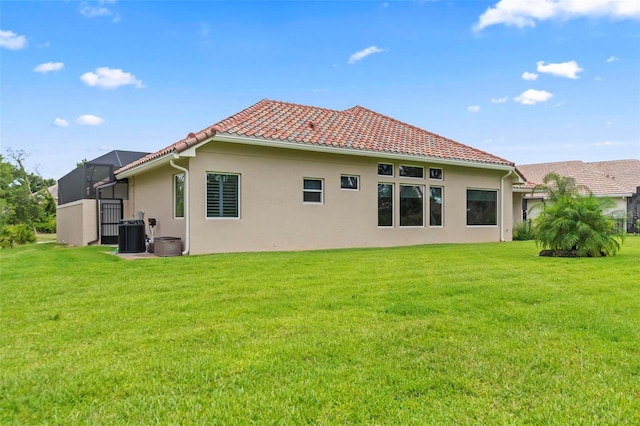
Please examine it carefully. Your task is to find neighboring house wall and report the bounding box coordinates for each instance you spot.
[512,192,524,224]
[129,142,514,254]
[56,200,97,246]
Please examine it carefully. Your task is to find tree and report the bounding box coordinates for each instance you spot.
[531,173,624,257]
[0,150,57,246]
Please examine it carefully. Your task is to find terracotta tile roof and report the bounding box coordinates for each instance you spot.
[117,99,517,174]
[516,159,640,196]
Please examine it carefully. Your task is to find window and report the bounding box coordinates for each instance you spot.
[303,178,323,203]
[174,173,185,218]
[378,183,393,227]
[467,189,497,226]
[207,173,239,218]
[340,175,359,190]
[429,187,443,227]
[400,185,424,227]
[399,165,424,179]
[378,163,393,176]
[429,168,443,180]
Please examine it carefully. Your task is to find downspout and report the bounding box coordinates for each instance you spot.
[88,180,119,245]
[170,157,190,255]
[500,170,513,242]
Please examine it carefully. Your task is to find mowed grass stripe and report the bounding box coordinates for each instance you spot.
[2,240,639,424]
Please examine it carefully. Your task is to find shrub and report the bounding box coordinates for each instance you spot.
[531,173,624,257]
[513,220,535,241]
[0,224,37,248]
[34,216,56,234]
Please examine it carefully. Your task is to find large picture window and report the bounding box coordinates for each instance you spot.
[400,185,424,227]
[303,178,323,203]
[429,186,443,227]
[207,173,239,218]
[467,189,497,226]
[174,173,185,218]
[378,183,393,227]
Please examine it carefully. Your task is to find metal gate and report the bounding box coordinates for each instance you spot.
[100,199,123,244]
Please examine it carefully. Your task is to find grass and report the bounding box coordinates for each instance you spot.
[1,239,639,424]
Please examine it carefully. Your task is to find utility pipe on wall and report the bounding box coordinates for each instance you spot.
[170,157,190,255]
[500,170,513,242]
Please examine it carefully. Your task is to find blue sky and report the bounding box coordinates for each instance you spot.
[1,0,639,179]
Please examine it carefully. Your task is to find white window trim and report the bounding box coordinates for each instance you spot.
[377,163,394,177]
[377,182,394,228]
[399,184,425,228]
[174,172,185,220]
[429,186,444,228]
[340,175,360,191]
[303,178,324,204]
[466,188,498,227]
[429,167,444,181]
[205,172,241,220]
[399,164,425,179]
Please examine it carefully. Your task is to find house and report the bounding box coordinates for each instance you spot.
[57,150,149,246]
[111,99,525,255]
[514,159,640,232]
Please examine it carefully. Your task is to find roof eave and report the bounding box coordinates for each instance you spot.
[215,133,522,176]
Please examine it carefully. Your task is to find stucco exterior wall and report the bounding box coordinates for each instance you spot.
[56,199,97,246]
[128,142,517,254]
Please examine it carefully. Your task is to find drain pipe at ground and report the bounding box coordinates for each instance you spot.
[170,157,190,255]
[500,170,513,242]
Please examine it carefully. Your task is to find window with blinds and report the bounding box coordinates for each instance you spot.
[206,173,239,218]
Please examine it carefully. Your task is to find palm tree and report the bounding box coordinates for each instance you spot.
[532,173,624,257]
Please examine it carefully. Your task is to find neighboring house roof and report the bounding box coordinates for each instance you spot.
[516,159,640,197]
[116,99,522,177]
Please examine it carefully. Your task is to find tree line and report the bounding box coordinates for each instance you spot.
[1,149,56,247]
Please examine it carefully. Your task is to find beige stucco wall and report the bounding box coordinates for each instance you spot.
[56,199,97,246]
[127,142,517,254]
[512,192,524,225]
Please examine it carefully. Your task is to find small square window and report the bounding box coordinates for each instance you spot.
[378,163,393,176]
[429,168,443,180]
[340,175,359,190]
[399,165,424,178]
[303,178,323,204]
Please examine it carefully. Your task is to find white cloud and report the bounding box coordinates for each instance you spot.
[0,29,27,50]
[79,1,119,22]
[53,118,69,127]
[348,46,385,64]
[513,89,553,105]
[491,96,509,103]
[80,67,144,89]
[593,140,622,147]
[605,120,612,125]
[474,0,640,31]
[33,62,64,73]
[522,71,538,80]
[536,60,583,79]
[606,55,619,63]
[76,114,105,126]
[467,105,481,113]
[594,76,603,81]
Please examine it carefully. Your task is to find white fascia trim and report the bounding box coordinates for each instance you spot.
[214,133,522,176]
[115,153,174,179]
[115,141,205,179]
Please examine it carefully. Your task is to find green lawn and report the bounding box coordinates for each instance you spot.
[2,239,639,424]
